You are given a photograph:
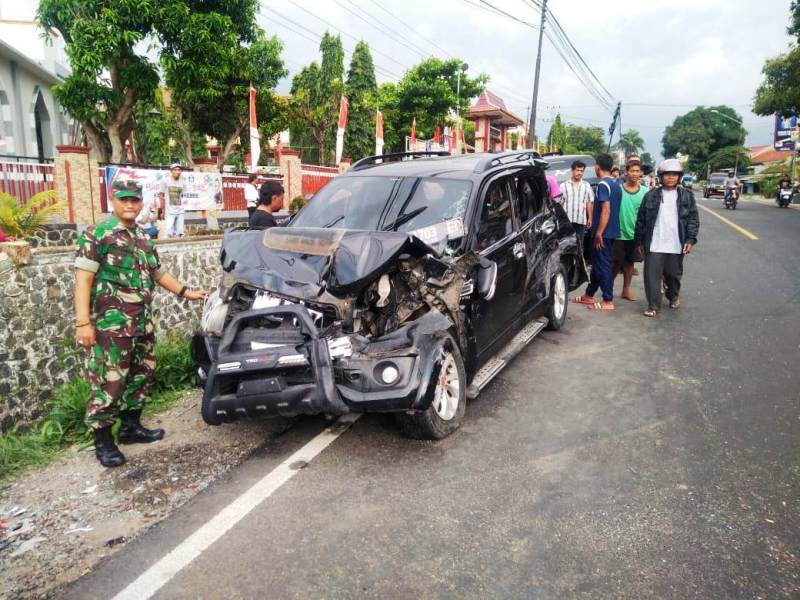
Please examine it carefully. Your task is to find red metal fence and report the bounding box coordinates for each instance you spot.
[0,160,55,203]
[221,173,283,211]
[301,164,338,196]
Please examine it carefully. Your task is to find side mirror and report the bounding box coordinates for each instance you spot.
[477,257,498,301]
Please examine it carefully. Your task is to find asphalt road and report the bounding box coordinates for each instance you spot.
[66,193,800,599]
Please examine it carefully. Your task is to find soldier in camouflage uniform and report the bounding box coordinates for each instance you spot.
[74,180,207,468]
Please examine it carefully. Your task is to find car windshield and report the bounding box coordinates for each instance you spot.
[544,158,597,184]
[290,176,398,230]
[389,179,472,233]
[710,175,726,184]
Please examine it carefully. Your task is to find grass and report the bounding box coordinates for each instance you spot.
[0,333,197,481]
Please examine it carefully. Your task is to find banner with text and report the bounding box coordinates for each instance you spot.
[104,166,223,212]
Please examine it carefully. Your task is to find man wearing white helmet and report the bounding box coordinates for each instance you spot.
[634,158,699,317]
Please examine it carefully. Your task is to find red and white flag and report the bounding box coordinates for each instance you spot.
[249,86,260,170]
[335,95,349,165]
[434,124,441,146]
[410,117,417,151]
[375,109,384,156]
[450,126,457,154]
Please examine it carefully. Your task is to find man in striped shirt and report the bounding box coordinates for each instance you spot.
[558,160,594,247]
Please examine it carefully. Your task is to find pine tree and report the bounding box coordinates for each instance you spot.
[344,41,378,161]
[546,114,568,152]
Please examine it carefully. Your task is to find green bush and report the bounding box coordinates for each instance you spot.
[760,175,783,199]
[288,195,305,214]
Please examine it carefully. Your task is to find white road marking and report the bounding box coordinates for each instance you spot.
[112,414,361,600]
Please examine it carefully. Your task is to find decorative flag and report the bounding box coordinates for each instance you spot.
[249,86,260,170]
[335,95,349,165]
[376,109,384,156]
[517,130,526,150]
[410,117,416,151]
[450,126,457,155]
[434,124,441,146]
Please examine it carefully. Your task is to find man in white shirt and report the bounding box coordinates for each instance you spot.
[558,159,594,248]
[160,163,186,238]
[634,159,700,317]
[244,172,260,219]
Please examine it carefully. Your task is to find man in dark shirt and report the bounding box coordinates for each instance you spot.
[572,153,622,311]
[249,180,284,227]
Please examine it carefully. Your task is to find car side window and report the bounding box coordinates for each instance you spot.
[477,178,514,251]
[514,175,545,223]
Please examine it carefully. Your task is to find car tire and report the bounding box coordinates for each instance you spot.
[545,267,568,331]
[397,338,466,440]
[201,390,223,425]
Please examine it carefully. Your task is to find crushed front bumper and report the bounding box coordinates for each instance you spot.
[199,306,453,424]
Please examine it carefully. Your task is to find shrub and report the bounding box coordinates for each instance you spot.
[0,190,65,237]
[288,195,305,214]
[760,174,783,199]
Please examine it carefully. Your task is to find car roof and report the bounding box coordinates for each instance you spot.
[342,151,547,179]
[542,154,596,163]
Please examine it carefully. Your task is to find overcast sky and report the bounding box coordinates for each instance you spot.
[260,0,793,159]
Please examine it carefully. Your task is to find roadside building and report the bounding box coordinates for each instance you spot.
[467,90,525,153]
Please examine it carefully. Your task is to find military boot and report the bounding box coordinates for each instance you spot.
[93,426,126,468]
[119,409,165,444]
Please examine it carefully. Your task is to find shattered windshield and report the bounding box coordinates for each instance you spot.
[389,179,472,233]
[290,176,398,230]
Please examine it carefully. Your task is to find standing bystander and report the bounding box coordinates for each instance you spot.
[612,157,647,301]
[634,159,699,317]
[244,173,260,219]
[74,180,208,467]
[558,160,594,250]
[249,180,285,227]
[161,163,186,238]
[572,153,622,311]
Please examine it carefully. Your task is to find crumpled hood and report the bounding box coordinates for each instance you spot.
[220,227,442,298]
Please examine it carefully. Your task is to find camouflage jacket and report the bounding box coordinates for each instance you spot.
[75,217,167,337]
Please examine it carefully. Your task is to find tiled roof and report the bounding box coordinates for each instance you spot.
[749,145,792,165]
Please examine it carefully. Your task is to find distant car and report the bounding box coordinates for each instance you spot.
[705,172,727,198]
[541,154,599,188]
[681,175,694,189]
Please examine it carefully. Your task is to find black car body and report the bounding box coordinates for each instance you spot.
[192,151,587,438]
[705,172,727,197]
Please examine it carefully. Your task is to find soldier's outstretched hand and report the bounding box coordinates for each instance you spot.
[183,289,209,301]
[76,323,96,348]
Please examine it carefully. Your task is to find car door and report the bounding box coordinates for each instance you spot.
[516,169,559,311]
[471,175,526,363]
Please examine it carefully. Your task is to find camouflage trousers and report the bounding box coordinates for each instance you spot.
[84,332,156,429]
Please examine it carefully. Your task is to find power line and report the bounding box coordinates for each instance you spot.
[477,0,539,29]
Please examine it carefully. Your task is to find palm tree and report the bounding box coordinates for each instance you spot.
[616,129,645,158]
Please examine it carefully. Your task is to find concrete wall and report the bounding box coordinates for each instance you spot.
[0,236,224,431]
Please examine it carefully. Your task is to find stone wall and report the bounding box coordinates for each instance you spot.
[26,224,78,248]
[0,236,223,431]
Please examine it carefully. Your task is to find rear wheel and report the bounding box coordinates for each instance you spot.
[545,267,568,331]
[397,339,466,440]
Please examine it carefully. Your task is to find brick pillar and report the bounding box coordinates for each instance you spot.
[278,150,302,209]
[473,117,489,153]
[55,145,103,225]
[193,157,219,173]
[339,157,352,173]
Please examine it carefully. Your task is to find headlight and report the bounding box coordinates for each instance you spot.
[201,289,229,336]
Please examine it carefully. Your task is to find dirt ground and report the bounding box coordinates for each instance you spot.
[0,391,292,599]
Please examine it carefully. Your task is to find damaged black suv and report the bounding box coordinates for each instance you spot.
[192,151,587,439]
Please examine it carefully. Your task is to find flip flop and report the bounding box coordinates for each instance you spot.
[572,296,595,305]
[643,308,657,317]
[670,299,681,309]
[587,301,615,311]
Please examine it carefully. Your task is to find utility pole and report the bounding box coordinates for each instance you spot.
[607,101,621,152]
[527,0,548,148]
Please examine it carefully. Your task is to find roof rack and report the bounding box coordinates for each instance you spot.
[351,151,452,171]
[474,151,545,173]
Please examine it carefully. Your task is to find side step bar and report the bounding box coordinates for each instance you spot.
[466,317,548,399]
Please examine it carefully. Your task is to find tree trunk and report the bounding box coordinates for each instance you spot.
[82,121,111,163]
[107,123,126,164]
[220,121,247,171]
[175,103,194,167]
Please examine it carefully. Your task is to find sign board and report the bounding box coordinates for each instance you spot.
[104,166,223,212]
[774,113,797,152]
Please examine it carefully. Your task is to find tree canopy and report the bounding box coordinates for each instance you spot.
[753,2,800,117]
[38,0,282,166]
[344,42,378,162]
[662,106,746,174]
[616,129,645,158]
[546,115,568,151]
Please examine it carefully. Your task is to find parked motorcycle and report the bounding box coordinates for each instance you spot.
[724,188,739,210]
[777,187,793,208]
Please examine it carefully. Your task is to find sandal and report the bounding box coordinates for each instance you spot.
[571,295,595,306]
[587,301,615,311]
[670,298,681,309]
[643,308,657,317]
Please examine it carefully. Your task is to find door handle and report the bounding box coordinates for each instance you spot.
[512,241,525,259]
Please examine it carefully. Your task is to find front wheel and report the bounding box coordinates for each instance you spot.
[397,339,466,440]
[545,267,568,331]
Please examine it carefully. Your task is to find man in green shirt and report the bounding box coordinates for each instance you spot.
[612,157,647,301]
[74,180,207,468]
